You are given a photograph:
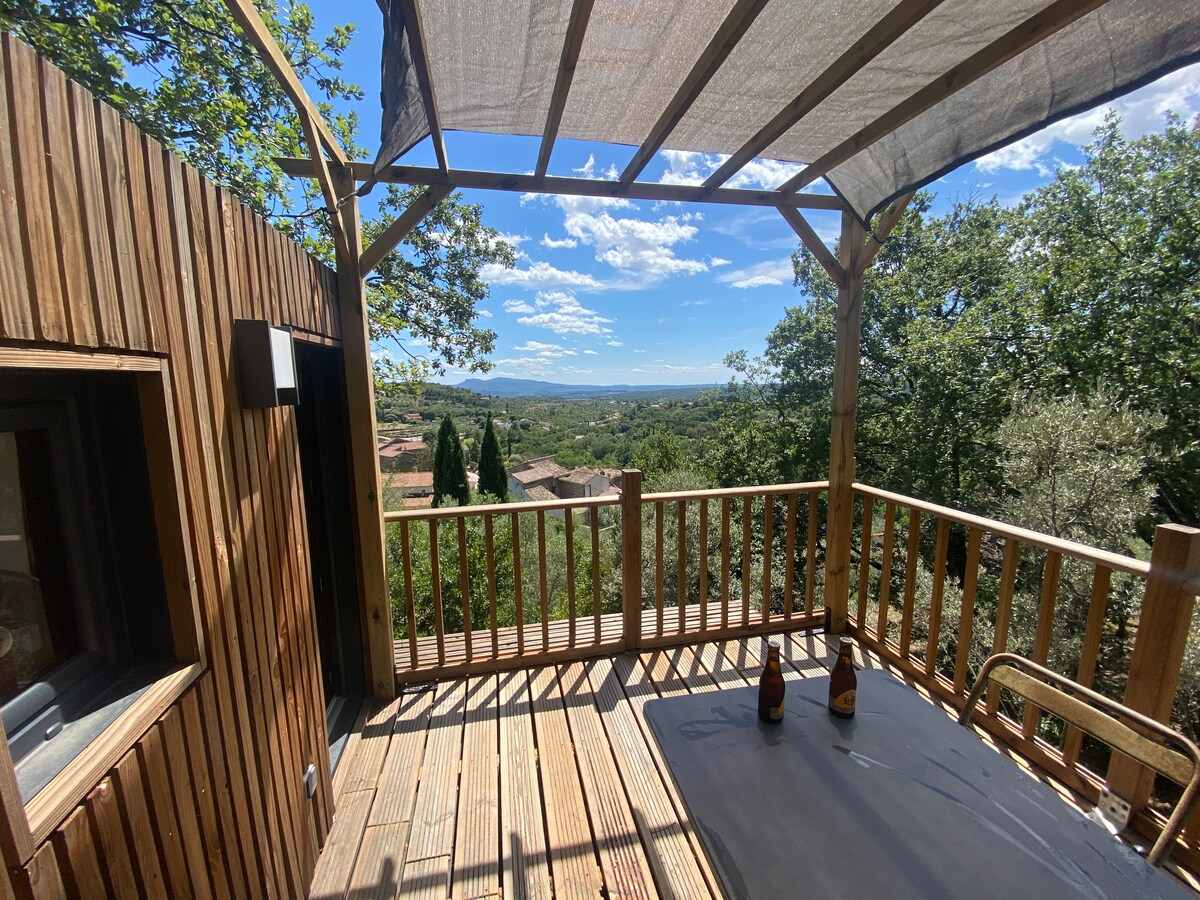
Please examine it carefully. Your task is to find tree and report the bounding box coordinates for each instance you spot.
[432,416,469,507]
[477,417,507,500]
[1011,113,1200,525]
[1,0,514,385]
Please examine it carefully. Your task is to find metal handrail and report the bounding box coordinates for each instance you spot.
[959,652,1200,866]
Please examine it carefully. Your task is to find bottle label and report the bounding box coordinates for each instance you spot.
[767,702,784,721]
[829,690,856,713]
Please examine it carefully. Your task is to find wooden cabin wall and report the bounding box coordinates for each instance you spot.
[0,34,342,898]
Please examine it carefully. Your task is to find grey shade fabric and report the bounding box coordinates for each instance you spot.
[377,0,1200,220]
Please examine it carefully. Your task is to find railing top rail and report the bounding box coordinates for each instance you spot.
[642,481,829,504]
[853,483,1150,577]
[384,493,621,522]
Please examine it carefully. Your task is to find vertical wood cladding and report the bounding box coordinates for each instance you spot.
[0,34,341,897]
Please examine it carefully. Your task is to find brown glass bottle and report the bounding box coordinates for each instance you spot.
[758,641,785,723]
[827,637,857,718]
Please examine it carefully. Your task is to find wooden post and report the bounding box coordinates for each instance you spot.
[333,165,395,701]
[823,209,866,633]
[1106,524,1200,807]
[621,469,644,650]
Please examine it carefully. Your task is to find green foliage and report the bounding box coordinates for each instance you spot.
[1,0,513,385]
[478,417,507,500]
[633,429,695,488]
[1011,114,1200,526]
[432,416,468,507]
[712,114,1200,528]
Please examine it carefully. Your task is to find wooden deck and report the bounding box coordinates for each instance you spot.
[310,629,1103,900]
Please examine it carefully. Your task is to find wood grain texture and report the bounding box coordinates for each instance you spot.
[0,40,340,896]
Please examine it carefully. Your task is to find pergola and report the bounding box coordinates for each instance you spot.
[224,0,1200,700]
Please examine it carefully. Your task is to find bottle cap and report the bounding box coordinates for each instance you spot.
[768,640,780,649]
[839,636,853,648]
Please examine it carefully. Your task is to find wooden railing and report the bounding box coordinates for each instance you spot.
[633,480,827,647]
[847,483,1200,862]
[383,474,828,681]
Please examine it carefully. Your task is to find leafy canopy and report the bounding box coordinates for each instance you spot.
[0,0,514,385]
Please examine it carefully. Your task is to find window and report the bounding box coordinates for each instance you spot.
[0,368,183,801]
[0,353,203,864]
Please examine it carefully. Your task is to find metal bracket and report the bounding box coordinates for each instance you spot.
[1090,787,1132,835]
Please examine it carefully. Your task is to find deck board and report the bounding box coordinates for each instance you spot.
[310,629,1113,900]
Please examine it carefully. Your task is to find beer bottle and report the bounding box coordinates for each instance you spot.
[827,637,857,718]
[758,640,785,723]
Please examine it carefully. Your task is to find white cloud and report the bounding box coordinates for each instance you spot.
[629,363,726,376]
[657,149,802,190]
[513,339,577,358]
[562,208,707,286]
[503,299,536,314]
[477,308,493,318]
[515,290,615,335]
[483,261,605,291]
[584,349,599,355]
[709,257,731,267]
[605,340,623,347]
[976,63,1200,175]
[541,234,578,249]
[716,257,795,290]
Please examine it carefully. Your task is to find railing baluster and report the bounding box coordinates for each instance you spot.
[986,538,1020,715]
[806,491,818,615]
[899,509,921,658]
[784,493,796,620]
[1022,550,1061,738]
[876,501,896,640]
[537,509,549,653]
[857,495,874,628]
[511,511,523,656]
[741,497,752,627]
[458,516,472,663]
[484,514,498,657]
[698,499,708,630]
[590,506,601,644]
[565,509,576,647]
[655,501,665,636]
[925,518,949,679]
[952,527,982,695]
[400,519,418,669]
[721,498,731,629]
[1063,565,1111,768]
[677,500,687,634]
[429,519,445,666]
[761,495,773,623]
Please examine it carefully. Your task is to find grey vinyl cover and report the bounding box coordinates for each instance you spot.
[643,671,1193,899]
[376,1,1200,221]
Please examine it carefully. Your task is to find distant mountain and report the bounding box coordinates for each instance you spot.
[454,377,718,399]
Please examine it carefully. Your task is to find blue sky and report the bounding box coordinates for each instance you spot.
[304,2,1200,386]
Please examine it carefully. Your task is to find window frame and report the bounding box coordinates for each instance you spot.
[0,348,205,866]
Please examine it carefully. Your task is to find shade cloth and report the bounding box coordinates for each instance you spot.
[378,1,1200,221]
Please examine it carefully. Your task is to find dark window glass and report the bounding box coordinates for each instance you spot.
[0,370,175,800]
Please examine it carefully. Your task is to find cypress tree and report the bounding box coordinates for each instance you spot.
[478,416,508,500]
[432,415,469,507]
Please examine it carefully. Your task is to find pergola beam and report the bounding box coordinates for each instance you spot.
[703,0,945,192]
[360,184,453,275]
[854,191,913,276]
[777,207,845,290]
[397,0,449,173]
[275,158,844,211]
[778,0,1110,194]
[223,0,348,167]
[619,0,770,185]
[535,0,595,179]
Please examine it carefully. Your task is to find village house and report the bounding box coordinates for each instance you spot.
[377,435,425,471]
